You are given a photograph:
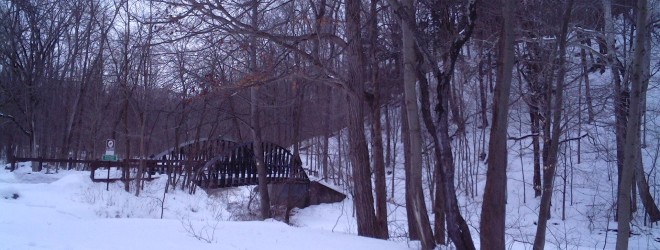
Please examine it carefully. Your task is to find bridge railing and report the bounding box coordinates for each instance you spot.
[8,156,204,183]
[8,140,310,192]
[194,141,310,189]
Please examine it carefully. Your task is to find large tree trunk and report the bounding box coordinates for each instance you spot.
[401,0,435,248]
[480,0,515,248]
[345,0,381,238]
[616,0,649,248]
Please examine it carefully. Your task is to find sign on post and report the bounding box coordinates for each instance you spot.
[103,139,117,161]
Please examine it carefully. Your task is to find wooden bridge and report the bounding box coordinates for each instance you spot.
[8,138,309,190]
[195,141,309,189]
[8,138,344,207]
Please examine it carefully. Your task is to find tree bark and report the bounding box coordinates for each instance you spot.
[345,0,381,238]
[602,0,627,221]
[401,0,435,248]
[616,1,649,248]
[417,65,446,245]
[436,70,476,250]
[480,0,515,248]
[252,88,271,219]
[633,35,660,222]
[249,0,271,219]
[401,102,419,240]
[368,0,389,238]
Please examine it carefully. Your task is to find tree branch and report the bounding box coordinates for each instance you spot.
[559,133,588,144]
[508,133,539,141]
[0,113,30,137]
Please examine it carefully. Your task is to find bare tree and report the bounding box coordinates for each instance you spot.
[479,0,515,249]
[532,1,574,249]
[366,0,389,239]
[616,0,650,248]
[400,0,435,248]
[345,0,383,238]
[248,0,271,220]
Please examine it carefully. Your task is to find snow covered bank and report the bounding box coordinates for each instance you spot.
[0,165,410,250]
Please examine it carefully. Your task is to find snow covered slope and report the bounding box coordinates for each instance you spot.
[0,166,410,250]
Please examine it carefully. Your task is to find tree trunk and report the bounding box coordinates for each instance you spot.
[122,27,131,192]
[480,0,515,248]
[531,108,542,197]
[367,0,389,238]
[616,1,649,248]
[579,46,594,124]
[401,0,435,247]
[252,89,271,219]
[248,0,271,220]
[401,103,419,240]
[417,57,446,245]
[478,57,489,128]
[345,0,381,238]
[635,147,660,222]
[601,0,627,221]
[436,70,476,250]
[532,1,574,249]
[633,35,660,222]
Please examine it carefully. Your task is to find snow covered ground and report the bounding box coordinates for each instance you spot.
[0,164,410,250]
[4,130,660,250]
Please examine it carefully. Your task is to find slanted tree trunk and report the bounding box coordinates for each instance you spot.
[401,0,435,248]
[416,52,445,245]
[436,71,476,250]
[480,0,515,248]
[616,1,650,248]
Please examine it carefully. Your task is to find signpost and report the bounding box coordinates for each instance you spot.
[103,139,117,161]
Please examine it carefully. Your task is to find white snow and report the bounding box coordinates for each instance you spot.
[0,164,410,250]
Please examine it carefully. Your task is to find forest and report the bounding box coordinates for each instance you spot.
[1,0,659,249]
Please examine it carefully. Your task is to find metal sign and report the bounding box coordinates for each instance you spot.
[106,139,115,152]
[102,155,118,161]
[104,139,116,161]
